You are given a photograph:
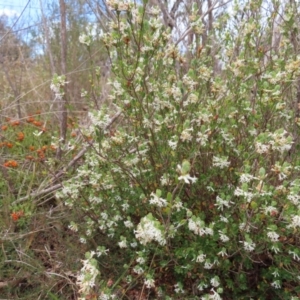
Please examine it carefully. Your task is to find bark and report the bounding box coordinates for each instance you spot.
[57,0,68,159]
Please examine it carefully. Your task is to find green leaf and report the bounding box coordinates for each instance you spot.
[167,192,172,202]
[259,167,266,177]
[156,189,162,197]
[181,160,191,174]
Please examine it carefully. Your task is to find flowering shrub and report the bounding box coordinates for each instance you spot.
[58,1,300,299]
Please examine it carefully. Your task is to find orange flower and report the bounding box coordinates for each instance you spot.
[41,145,48,151]
[11,212,19,221]
[71,132,77,137]
[29,146,35,151]
[4,160,18,168]
[33,121,42,127]
[11,210,24,221]
[26,116,35,123]
[1,125,8,131]
[10,160,18,167]
[17,132,25,141]
[37,149,45,159]
[38,153,45,160]
[26,155,34,160]
[11,120,20,126]
[6,142,13,148]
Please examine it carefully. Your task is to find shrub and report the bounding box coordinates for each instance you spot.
[58,1,300,299]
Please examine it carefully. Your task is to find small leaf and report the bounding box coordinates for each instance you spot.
[181,160,191,174]
[259,167,266,177]
[167,192,172,202]
[156,189,162,197]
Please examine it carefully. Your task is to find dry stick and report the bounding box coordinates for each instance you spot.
[175,0,232,47]
[12,111,122,205]
[56,0,68,160]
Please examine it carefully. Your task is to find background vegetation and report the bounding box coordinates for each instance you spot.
[1,0,300,299]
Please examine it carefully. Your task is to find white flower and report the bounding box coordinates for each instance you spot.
[234,187,254,202]
[215,196,233,211]
[268,130,293,153]
[122,202,129,211]
[213,156,230,169]
[174,282,184,294]
[124,220,134,228]
[219,231,230,242]
[287,193,300,205]
[135,214,166,245]
[289,250,300,261]
[240,240,256,252]
[220,216,229,223]
[239,222,250,232]
[272,270,279,278]
[188,218,206,236]
[118,239,127,248]
[98,292,114,300]
[240,173,258,183]
[107,0,132,11]
[210,276,220,287]
[160,174,170,186]
[173,200,183,211]
[217,248,228,257]
[205,288,222,300]
[79,33,92,46]
[271,280,281,289]
[96,247,109,257]
[264,206,278,215]
[197,282,208,291]
[267,231,279,242]
[271,245,280,254]
[180,128,193,141]
[79,237,87,244]
[136,257,145,264]
[101,212,108,220]
[204,261,213,269]
[205,227,214,235]
[76,252,99,295]
[68,222,78,232]
[33,130,43,137]
[178,174,197,184]
[196,132,209,146]
[50,75,67,99]
[289,215,300,229]
[149,192,167,207]
[168,139,178,150]
[81,89,88,97]
[196,253,206,263]
[144,278,155,288]
[133,266,144,274]
[255,142,270,154]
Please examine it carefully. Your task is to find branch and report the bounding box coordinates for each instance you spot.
[12,111,122,205]
[175,0,232,47]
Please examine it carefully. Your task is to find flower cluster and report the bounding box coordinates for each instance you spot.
[76,252,100,297]
[135,214,166,246]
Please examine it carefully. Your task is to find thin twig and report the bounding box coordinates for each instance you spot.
[12,111,122,205]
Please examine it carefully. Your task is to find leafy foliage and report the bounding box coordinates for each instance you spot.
[1,0,300,299]
[57,1,300,299]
